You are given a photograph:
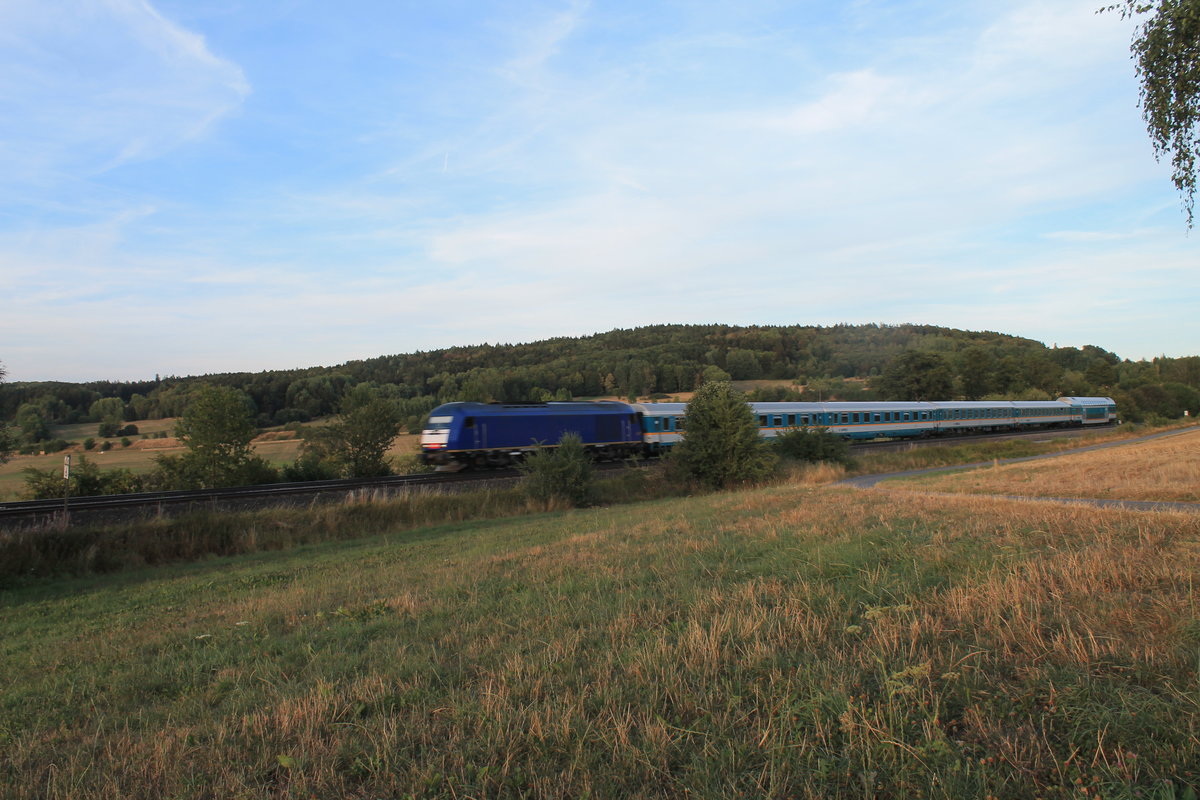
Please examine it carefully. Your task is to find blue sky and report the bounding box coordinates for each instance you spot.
[2,0,1196,382]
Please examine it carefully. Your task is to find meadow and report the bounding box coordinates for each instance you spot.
[3,431,1199,798]
[884,427,1200,503]
[0,420,423,501]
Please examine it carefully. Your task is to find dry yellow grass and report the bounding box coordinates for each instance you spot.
[0,429,426,499]
[887,427,1200,503]
[5,483,1200,797]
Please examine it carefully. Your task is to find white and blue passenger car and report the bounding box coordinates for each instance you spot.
[632,397,1117,454]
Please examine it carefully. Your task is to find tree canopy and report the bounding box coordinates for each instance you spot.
[298,384,402,478]
[1112,0,1200,225]
[166,385,261,488]
[875,351,956,401]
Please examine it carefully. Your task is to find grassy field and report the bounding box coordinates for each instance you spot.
[0,422,423,500]
[885,427,1200,502]
[3,434,1200,798]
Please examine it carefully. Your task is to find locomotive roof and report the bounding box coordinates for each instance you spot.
[429,401,634,416]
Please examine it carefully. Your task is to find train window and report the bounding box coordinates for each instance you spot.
[464,417,475,428]
[773,415,783,427]
[759,416,768,428]
[874,413,881,422]
[800,415,810,426]
[840,413,848,424]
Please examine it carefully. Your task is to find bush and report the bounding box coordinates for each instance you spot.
[282,453,341,482]
[773,426,854,466]
[21,455,146,499]
[120,438,132,448]
[518,433,594,506]
[118,424,138,437]
[97,421,119,438]
[99,441,112,452]
[668,381,776,489]
[83,438,96,450]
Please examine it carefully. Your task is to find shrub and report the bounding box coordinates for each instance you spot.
[99,441,112,452]
[83,438,96,451]
[21,455,145,499]
[120,438,132,448]
[668,381,776,489]
[97,421,119,438]
[118,424,138,437]
[518,433,594,506]
[773,426,854,466]
[282,453,340,482]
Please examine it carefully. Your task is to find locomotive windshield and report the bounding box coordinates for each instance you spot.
[425,416,453,430]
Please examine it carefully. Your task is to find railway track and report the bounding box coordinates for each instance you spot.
[0,469,523,530]
[0,425,1114,530]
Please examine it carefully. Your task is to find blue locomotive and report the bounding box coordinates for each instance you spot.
[420,401,643,467]
[421,396,1117,466]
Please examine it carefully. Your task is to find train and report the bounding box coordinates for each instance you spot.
[419,396,1117,467]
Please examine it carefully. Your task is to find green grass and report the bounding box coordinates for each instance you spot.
[3,481,1199,798]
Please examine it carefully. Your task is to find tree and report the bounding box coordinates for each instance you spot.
[297,385,402,478]
[1111,0,1200,225]
[1085,357,1119,388]
[957,346,995,400]
[89,397,126,424]
[875,351,956,401]
[165,384,260,488]
[669,381,776,489]
[0,361,12,463]
[14,402,51,444]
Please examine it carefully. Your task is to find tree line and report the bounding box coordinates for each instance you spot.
[3,323,1199,487]
[2,324,1198,456]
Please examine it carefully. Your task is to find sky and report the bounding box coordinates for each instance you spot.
[2,0,1197,383]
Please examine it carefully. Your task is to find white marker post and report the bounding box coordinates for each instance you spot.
[62,454,71,525]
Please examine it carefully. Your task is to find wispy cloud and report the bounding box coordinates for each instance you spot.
[0,0,248,192]
[1,0,1196,381]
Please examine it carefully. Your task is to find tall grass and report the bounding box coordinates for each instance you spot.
[848,422,1191,477]
[889,427,1200,502]
[2,486,1198,798]
[0,466,680,584]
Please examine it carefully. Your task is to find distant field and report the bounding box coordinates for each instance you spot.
[3,471,1198,797]
[0,420,423,500]
[886,427,1200,503]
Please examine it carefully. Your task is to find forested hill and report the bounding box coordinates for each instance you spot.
[4,323,1199,434]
